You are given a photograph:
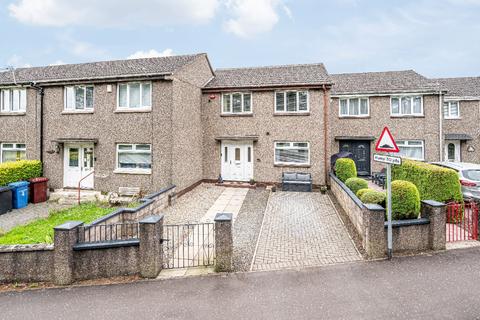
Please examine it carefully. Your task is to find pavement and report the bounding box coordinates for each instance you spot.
[201,187,248,223]
[2,247,480,319]
[251,191,361,271]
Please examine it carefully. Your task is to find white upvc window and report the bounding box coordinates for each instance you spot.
[275,90,309,113]
[0,143,26,163]
[116,144,152,174]
[339,97,369,117]
[274,142,310,165]
[391,95,423,116]
[0,88,27,113]
[443,101,460,119]
[397,140,424,161]
[222,92,252,114]
[117,82,152,110]
[64,85,94,111]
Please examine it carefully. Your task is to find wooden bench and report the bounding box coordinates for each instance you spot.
[282,172,312,192]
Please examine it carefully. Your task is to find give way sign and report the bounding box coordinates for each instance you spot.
[375,127,399,153]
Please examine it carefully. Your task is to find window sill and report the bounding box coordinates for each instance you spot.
[115,108,152,114]
[220,113,253,117]
[62,110,94,115]
[0,112,26,116]
[390,115,424,118]
[339,115,370,119]
[273,112,310,116]
[274,163,311,168]
[113,169,152,175]
[445,117,461,120]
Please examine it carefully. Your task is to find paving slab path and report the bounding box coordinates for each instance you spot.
[251,191,361,271]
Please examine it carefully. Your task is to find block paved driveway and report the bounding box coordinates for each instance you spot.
[251,191,361,271]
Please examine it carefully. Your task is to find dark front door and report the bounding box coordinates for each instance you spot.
[339,140,371,176]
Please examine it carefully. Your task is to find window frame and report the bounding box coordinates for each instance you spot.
[64,85,95,112]
[390,95,424,117]
[274,90,310,114]
[397,140,425,161]
[116,82,152,111]
[115,143,152,174]
[0,88,27,113]
[0,142,26,163]
[221,92,253,114]
[338,97,369,117]
[274,141,310,166]
[443,101,460,119]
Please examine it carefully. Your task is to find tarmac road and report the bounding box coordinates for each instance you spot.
[2,247,480,320]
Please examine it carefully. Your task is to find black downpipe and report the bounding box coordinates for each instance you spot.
[30,83,44,166]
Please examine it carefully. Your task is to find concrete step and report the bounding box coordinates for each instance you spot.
[49,189,103,204]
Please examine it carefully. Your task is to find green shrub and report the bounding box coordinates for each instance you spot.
[356,188,370,199]
[345,177,368,195]
[0,160,42,186]
[392,159,462,203]
[335,158,357,182]
[390,180,421,220]
[360,190,386,206]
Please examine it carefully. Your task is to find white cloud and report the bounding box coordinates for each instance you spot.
[127,49,174,59]
[6,54,31,68]
[224,0,286,38]
[8,0,220,27]
[57,32,108,59]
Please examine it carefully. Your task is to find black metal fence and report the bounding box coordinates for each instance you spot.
[163,223,215,269]
[77,223,140,243]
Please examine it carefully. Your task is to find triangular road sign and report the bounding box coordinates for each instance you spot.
[375,127,399,153]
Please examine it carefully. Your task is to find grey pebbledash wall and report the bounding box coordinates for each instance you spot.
[330,173,446,259]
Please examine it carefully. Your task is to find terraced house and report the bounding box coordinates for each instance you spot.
[0,52,479,194]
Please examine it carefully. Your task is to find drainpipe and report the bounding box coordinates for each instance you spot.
[439,91,443,162]
[29,82,45,165]
[323,85,329,185]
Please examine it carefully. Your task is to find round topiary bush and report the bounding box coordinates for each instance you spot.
[391,180,421,220]
[360,190,386,206]
[345,177,368,195]
[356,188,371,199]
[335,158,357,182]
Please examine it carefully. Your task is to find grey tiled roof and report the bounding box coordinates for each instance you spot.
[204,63,332,89]
[0,53,205,85]
[434,77,480,99]
[331,70,442,95]
[445,133,473,141]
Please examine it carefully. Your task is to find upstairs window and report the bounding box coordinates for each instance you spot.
[1,143,26,162]
[1,88,26,113]
[443,101,460,119]
[339,97,369,117]
[391,96,423,116]
[118,82,152,110]
[65,85,94,111]
[275,91,309,113]
[222,92,252,114]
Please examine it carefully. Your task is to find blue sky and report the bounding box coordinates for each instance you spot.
[1,0,479,78]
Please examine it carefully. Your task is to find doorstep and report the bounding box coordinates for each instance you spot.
[216,181,256,189]
[157,266,215,279]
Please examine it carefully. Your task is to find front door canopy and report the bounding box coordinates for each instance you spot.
[375,127,399,153]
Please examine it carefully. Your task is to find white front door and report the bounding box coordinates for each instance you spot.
[445,140,461,162]
[221,141,253,181]
[64,144,95,189]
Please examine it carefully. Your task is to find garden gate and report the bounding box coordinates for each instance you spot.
[446,201,478,242]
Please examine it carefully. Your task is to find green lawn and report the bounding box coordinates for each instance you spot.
[0,203,118,245]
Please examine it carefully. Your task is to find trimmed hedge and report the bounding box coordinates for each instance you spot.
[345,177,368,195]
[356,188,370,199]
[391,180,421,220]
[360,190,386,206]
[392,159,462,203]
[335,158,357,182]
[0,160,42,186]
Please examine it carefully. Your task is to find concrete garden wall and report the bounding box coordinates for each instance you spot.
[330,173,446,258]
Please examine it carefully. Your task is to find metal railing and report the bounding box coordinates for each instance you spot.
[77,222,140,243]
[77,170,95,205]
[163,223,215,269]
[446,201,478,242]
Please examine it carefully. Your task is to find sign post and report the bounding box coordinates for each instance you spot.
[374,127,400,260]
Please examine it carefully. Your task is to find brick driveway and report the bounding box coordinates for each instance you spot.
[251,191,361,271]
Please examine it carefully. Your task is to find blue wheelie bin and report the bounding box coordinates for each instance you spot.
[8,181,30,209]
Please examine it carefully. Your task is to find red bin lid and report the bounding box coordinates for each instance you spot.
[29,177,49,183]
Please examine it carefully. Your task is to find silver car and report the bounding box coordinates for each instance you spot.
[432,162,480,200]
